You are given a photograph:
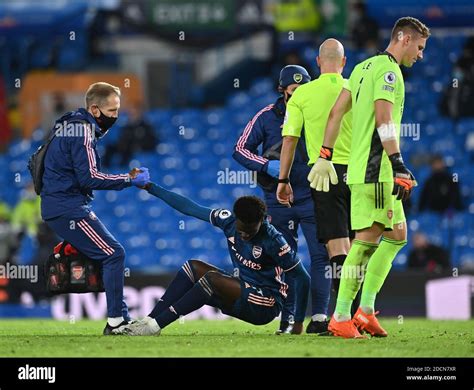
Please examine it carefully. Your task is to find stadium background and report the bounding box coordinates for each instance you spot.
[0,0,473,322]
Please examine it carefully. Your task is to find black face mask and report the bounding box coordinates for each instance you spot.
[285,93,293,103]
[94,108,117,134]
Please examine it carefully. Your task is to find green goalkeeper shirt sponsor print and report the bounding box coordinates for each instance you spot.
[346,52,405,184]
[282,73,352,165]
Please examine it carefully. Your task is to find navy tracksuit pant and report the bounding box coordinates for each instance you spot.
[267,199,330,320]
[45,206,129,319]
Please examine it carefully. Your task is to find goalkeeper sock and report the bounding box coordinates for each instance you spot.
[149,261,196,318]
[334,240,378,321]
[153,275,214,329]
[360,237,406,314]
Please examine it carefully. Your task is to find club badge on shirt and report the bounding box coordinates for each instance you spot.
[252,246,262,259]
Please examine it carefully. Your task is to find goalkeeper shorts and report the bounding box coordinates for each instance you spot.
[350,182,406,231]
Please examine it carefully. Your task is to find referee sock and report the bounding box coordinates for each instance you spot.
[330,254,347,293]
[153,276,214,329]
[360,237,406,314]
[149,261,196,318]
[334,240,378,321]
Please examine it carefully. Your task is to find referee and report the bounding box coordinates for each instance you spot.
[276,39,354,319]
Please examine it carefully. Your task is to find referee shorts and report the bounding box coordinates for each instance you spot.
[311,163,353,243]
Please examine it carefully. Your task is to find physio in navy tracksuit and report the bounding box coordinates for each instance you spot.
[233,66,331,334]
[41,82,151,335]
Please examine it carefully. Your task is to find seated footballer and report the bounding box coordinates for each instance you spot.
[112,182,310,336]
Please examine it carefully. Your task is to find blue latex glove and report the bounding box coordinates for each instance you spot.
[265,160,280,179]
[131,167,150,187]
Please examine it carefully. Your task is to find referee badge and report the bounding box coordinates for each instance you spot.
[252,246,262,259]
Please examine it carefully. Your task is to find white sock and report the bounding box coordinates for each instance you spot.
[108,317,124,327]
[312,314,327,322]
[334,313,351,322]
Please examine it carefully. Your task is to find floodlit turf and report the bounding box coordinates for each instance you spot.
[0,318,472,357]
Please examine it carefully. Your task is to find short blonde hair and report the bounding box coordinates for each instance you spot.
[391,17,430,41]
[85,82,121,109]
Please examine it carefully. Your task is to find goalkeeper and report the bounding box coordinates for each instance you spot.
[311,17,430,338]
[276,39,354,325]
[112,183,310,336]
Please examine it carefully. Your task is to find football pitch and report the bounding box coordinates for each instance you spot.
[0,318,473,357]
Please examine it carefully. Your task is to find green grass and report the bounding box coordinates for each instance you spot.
[0,318,473,357]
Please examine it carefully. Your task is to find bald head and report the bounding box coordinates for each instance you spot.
[317,38,345,74]
[319,39,344,61]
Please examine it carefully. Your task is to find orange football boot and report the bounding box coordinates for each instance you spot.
[353,308,388,337]
[328,316,367,339]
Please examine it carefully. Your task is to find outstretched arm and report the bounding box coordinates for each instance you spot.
[145,183,212,222]
[70,125,131,191]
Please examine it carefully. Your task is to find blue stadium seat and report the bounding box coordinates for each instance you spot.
[249,77,274,97]
[227,92,252,109]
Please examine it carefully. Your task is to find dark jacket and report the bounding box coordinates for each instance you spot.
[233,97,311,206]
[41,108,131,219]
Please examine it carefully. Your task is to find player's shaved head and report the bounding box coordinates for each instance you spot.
[319,38,344,62]
[233,196,266,241]
[233,196,266,224]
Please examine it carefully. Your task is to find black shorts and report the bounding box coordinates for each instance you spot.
[311,163,353,243]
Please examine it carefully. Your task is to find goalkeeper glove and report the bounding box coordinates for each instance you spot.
[264,160,280,179]
[130,167,151,188]
[307,146,338,192]
[389,153,417,201]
